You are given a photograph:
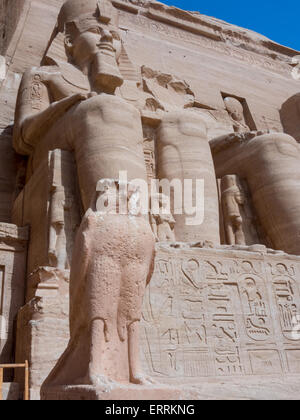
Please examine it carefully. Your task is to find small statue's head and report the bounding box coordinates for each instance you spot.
[224,97,245,123]
[57,0,123,93]
[221,174,239,191]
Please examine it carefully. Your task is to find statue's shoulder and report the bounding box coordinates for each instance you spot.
[21,65,61,84]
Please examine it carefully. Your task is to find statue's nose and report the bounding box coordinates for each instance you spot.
[100,29,113,44]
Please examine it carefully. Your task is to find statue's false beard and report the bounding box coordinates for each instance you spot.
[91,50,124,94]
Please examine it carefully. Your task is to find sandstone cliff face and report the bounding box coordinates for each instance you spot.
[1,0,300,401]
[0,0,25,55]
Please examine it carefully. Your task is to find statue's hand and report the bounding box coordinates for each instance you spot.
[244,130,269,141]
[74,92,98,102]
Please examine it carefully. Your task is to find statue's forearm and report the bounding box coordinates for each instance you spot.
[21,93,87,148]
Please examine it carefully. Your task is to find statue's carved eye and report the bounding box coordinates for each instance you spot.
[88,27,101,34]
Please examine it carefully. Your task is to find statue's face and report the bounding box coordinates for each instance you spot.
[224,97,244,122]
[69,24,123,93]
[71,25,121,68]
[222,175,237,189]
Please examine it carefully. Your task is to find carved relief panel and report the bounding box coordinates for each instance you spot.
[141,248,300,381]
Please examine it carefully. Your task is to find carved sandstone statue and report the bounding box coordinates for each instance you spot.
[281,93,300,143]
[212,131,300,255]
[156,110,220,244]
[48,186,68,269]
[42,179,155,389]
[13,0,148,212]
[150,193,176,242]
[221,174,246,246]
[224,97,250,134]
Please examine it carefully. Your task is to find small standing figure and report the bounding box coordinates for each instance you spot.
[150,193,176,242]
[48,185,69,270]
[42,179,155,389]
[221,175,246,245]
[224,96,250,133]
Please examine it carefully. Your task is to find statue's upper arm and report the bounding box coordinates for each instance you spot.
[16,68,50,119]
[13,68,50,154]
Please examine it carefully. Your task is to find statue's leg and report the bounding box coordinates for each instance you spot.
[82,255,122,384]
[84,318,109,386]
[48,224,58,266]
[233,216,245,245]
[120,261,155,385]
[225,218,235,245]
[166,225,176,242]
[128,321,155,385]
[55,226,68,269]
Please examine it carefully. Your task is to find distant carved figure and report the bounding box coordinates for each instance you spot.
[42,180,155,388]
[221,174,246,245]
[48,186,68,269]
[150,193,176,242]
[224,97,249,133]
[48,185,76,270]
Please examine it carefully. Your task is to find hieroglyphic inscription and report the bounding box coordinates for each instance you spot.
[142,250,300,380]
[209,283,243,375]
[239,275,271,341]
[270,263,300,342]
[31,74,43,110]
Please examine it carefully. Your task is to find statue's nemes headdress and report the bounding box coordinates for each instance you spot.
[57,0,117,34]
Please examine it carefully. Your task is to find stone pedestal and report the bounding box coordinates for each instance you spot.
[41,383,184,401]
[0,223,28,381]
[14,267,69,400]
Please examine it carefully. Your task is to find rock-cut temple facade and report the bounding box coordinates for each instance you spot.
[0,0,300,400]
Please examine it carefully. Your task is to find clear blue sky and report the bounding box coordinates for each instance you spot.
[161,0,300,51]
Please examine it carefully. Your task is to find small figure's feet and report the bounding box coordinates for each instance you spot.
[130,372,156,386]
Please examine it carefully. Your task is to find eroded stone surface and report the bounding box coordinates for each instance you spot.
[0,223,28,380]
[0,0,300,400]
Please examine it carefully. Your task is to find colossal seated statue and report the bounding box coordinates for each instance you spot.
[156,110,220,244]
[13,0,147,212]
[212,123,300,255]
